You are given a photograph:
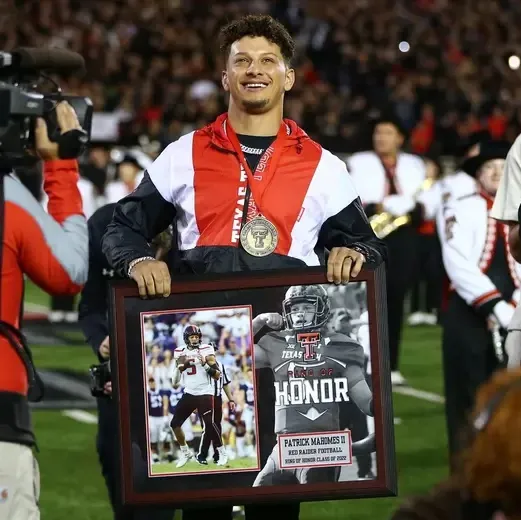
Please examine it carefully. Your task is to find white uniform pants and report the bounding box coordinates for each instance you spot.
[0,442,40,520]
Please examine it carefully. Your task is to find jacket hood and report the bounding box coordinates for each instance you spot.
[202,112,311,153]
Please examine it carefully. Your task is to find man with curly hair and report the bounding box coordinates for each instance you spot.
[103,14,386,520]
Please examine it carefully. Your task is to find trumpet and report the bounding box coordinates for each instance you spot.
[369,177,435,239]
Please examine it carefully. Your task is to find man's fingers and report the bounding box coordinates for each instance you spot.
[56,101,81,132]
[134,274,148,299]
[350,254,365,279]
[327,248,339,283]
[340,255,352,285]
[34,118,50,146]
[151,270,164,298]
[332,249,347,284]
[159,264,171,297]
[144,272,157,297]
[131,261,170,299]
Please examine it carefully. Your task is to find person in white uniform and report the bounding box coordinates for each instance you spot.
[437,140,521,471]
[490,134,521,368]
[348,114,434,386]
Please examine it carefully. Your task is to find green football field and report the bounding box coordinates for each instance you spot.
[151,456,258,475]
[25,283,449,520]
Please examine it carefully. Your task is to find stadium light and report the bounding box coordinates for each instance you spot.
[509,55,520,70]
[398,41,410,53]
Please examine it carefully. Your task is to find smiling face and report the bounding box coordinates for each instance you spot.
[222,36,295,115]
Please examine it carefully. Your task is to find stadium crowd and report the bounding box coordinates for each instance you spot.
[5,0,521,518]
[3,0,521,161]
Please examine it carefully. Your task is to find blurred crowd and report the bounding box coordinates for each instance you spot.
[4,0,521,160]
[144,309,256,462]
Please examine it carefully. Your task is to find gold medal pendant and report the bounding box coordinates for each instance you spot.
[240,216,279,257]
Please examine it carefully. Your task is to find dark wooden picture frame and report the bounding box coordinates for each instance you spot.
[108,264,396,507]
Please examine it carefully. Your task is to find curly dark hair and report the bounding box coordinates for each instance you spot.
[218,15,295,65]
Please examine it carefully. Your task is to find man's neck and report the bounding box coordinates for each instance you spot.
[378,152,398,164]
[227,102,282,136]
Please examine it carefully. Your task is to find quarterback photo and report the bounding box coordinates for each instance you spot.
[252,283,376,486]
[140,306,261,477]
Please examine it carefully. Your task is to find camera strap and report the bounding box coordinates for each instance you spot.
[0,174,44,403]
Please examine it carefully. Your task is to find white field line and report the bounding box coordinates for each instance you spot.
[393,386,445,404]
[61,410,97,424]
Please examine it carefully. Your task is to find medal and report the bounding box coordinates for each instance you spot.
[239,216,279,257]
[224,118,289,257]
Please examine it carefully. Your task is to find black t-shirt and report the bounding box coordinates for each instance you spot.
[236,134,276,172]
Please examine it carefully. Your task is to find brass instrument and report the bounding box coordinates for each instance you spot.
[369,177,435,239]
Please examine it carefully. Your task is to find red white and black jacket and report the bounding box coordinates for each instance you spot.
[102,114,386,277]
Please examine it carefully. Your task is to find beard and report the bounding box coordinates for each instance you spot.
[241,97,270,113]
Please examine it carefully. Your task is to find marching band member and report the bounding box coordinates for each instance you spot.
[436,140,521,470]
[348,114,434,386]
[491,134,521,367]
[436,131,489,208]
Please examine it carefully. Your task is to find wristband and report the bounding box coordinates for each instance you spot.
[127,256,155,278]
[203,363,211,373]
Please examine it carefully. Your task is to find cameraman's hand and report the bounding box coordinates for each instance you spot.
[35,101,81,160]
[130,259,171,298]
[99,336,110,360]
[104,382,112,396]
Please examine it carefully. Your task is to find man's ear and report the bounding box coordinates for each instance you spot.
[222,71,229,92]
[284,68,295,92]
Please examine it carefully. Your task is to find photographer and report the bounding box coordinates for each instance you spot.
[78,200,175,520]
[0,101,89,520]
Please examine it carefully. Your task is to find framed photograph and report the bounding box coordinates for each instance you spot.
[108,264,396,507]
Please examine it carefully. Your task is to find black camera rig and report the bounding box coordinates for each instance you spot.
[0,47,93,169]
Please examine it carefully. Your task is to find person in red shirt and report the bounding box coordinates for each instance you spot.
[0,102,89,520]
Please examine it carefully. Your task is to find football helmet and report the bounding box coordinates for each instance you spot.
[282,285,331,332]
[183,325,202,349]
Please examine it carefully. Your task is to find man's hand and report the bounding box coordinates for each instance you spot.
[491,301,516,330]
[327,247,365,284]
[35,101,82,161]
[99,336,110,360]
[228,400,236,413]
[130,259,171,298]
[259,313,283,330]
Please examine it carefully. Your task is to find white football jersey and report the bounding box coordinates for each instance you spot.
[174,343,215,396]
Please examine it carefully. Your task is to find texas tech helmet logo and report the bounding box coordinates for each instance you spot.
[297,332,321,361]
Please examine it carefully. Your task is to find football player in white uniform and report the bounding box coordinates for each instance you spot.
[170,325,228,468]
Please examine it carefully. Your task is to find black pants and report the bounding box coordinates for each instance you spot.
[97,398,176,520]
[410,232,443,314]
[385,226,418,371]
[441,294,499,472]
[50,294,75,311]
[171,393,219,458]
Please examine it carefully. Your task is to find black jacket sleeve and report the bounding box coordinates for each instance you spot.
[317,197,387,266]
[101,172,176,277]
[78,204,116,359]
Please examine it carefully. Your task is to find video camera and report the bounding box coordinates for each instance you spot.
[0,47,93,169]
[89,361,111,398]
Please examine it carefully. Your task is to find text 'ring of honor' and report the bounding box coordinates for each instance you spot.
[240,217,278,257]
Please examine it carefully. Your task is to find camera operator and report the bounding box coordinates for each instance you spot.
[0,101,89,520]
[78,198,176,520]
